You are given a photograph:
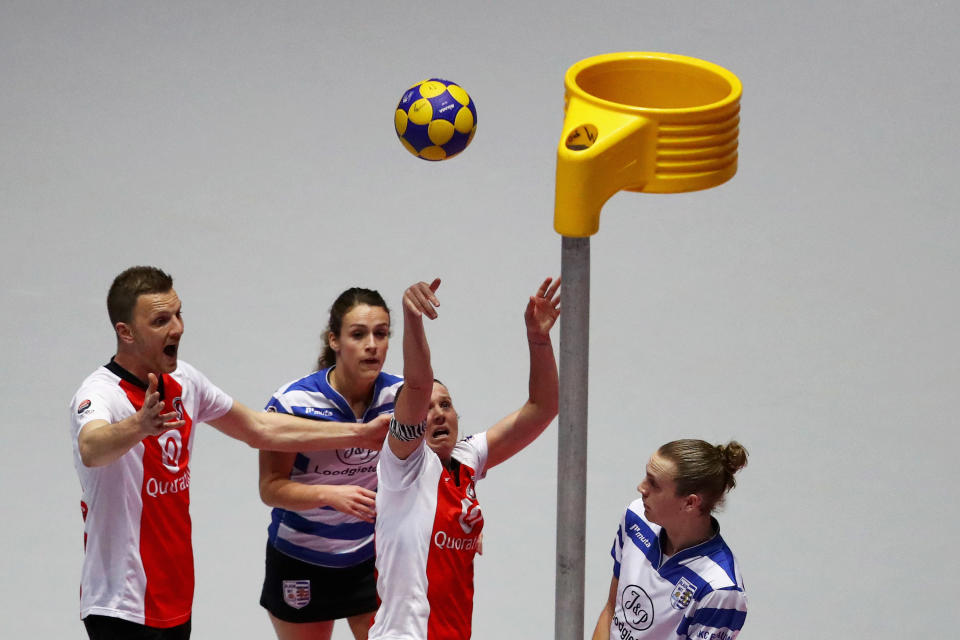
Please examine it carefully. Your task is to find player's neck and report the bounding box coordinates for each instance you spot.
[112,351,152,384]
[327,367,375,419]
[661,517,714,556]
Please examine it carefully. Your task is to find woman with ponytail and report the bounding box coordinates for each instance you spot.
[258,288,401,640]
[592,439,750,640]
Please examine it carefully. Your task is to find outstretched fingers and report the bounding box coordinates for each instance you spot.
[403,278,442,319]
[543,276,561,305]
[526,276,561,336]
[140,373,185,435]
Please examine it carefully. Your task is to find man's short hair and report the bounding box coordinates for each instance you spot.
[107,266,174,326]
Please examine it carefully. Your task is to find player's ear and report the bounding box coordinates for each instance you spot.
[683,493,703,513]
[115,322,134,344]
[327,331,340,354]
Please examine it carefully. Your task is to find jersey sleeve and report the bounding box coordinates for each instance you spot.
[377,438,430,491]
[264,390,292,414]
[678,587,748,640]
[611,507,628,578]
[70,387,121,439]
[453,431,490,479]
[180,362,234,423]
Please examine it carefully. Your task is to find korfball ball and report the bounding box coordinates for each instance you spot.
[394,78,477,161]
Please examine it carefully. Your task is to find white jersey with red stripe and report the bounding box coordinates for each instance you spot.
[370,432,488,640]
[69,359,233,627]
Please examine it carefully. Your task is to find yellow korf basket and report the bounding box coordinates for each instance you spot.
[554,52,742,237]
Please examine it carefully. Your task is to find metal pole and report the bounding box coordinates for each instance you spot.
[556,235,590,640]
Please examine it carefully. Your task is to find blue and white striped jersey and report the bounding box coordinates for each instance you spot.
[264,367,402,567]
[607,499,747,640]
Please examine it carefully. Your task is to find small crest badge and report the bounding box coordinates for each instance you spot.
[282,579,311,609]
[670,576,697,610]
[172,396,184,421]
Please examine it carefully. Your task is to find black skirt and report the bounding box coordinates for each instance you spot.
[260,542,378,623]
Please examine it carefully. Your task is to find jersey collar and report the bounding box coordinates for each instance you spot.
[105,357,166,398]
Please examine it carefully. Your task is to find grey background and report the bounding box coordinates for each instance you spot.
[2,1,957,638]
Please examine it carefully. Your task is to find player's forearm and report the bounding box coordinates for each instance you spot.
[387,310,432,459]
[483,336,558,467]
[591,609,612,640]
[256,412,367,451]
[591,576,618,640]
[525,333,559,420]
[259,477,338,511]
[78,417,148,467]
[397,310,433,423]
[213,403,386,452]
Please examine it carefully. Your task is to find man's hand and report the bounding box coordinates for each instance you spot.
[135,373,185,437]
[356,413,391,450]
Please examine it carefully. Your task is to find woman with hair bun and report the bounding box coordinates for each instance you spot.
[592,439,749,640]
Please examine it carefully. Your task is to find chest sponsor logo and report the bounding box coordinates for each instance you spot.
[311,463,377,478]
[433,529,481,552]
[77,399,92,414]
[282,579,311,609]
[671,576,696,610]
[620,583,654,631]
[158,430,184,473]
[146,469,190,498]
[336,447,378,465]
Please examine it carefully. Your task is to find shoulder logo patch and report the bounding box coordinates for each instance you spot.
[77,399,91,414]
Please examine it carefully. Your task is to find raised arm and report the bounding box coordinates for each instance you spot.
[388,278,442,460]
[77,373,186,467]
[207,404,390,452]
[485,277,560,469]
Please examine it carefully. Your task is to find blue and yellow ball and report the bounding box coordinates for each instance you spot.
[394,78,477,161]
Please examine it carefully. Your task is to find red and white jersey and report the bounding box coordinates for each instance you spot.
[69,359,233,627]
[370,432,488,640]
